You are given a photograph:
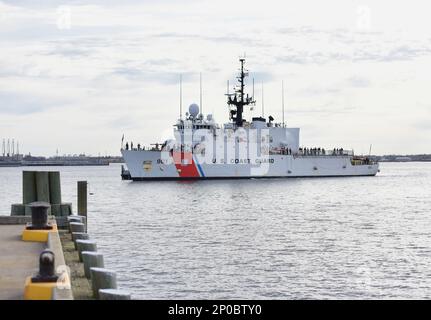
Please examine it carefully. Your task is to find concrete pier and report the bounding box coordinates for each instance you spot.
[0,224,44,299]
[0,216,73,300]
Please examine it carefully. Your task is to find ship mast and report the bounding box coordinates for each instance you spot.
[227,58,255,127]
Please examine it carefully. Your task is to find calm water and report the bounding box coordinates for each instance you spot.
[1,162,430,299]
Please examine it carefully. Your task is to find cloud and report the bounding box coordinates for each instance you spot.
[111,68,196,85]
[42,47,92,57]
[412,116,431,131]
[107,116,141,130]
[346,76,371,88]
[274,28,431,65]
[288,103,357,115]
[151,32,263,47]
[0,90,58,114]
[0,0,190,8]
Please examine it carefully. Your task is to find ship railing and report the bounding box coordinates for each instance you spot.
[271,149,354,156]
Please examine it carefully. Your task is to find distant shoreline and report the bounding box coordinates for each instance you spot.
[1,154,430,168]
[0,155,123,167]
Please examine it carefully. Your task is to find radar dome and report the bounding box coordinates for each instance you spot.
[189,103,199,117]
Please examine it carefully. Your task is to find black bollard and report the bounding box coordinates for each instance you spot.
[27,201,53,230]
[31,250,58,283]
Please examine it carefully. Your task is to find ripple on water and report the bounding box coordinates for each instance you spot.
[0,162,430,298]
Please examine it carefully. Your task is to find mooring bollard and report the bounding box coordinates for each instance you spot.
[76,239,97,262]
[69,222,85,233]
[32,250,58,283]
[72,232,90,250]
[82,251,104,279]
[27,201,52,230]
[24,249,60,300]
[90,267,117,299]
[99,289,131,300]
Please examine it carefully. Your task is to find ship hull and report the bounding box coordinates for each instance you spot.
[122,150,379,180]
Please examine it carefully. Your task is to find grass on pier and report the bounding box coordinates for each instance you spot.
[59,230,94,300]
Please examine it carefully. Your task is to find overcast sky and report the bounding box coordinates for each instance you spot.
[0,0,430,156]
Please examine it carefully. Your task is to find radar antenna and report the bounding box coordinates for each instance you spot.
[226,58,255,127]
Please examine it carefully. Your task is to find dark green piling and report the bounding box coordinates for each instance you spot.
[11,204,25,216]
[36,171,50,203]
[49,171,62,204]
[22,171,37,204]
[77,181,87,228]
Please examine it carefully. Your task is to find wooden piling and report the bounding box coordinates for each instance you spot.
[99,289,131,300]
[69,222,85,234]
[82,252,104,279]
[77,181,87,217]
[71,232,90,250]
[76,239,97,262]
[90,268,117,299]
[60,203,72,216]
[67,215,83,224]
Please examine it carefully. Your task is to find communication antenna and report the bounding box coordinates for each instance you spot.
[179,74,183,119]
[261,82,265,117]
[12,139,14,156]
[17,141,19,155]
[7,139,10,156]
[252,78,255,104]
[227,80,230,95]
[369,144,372,156]
[226,58,255,126]
[199,72,203,115]
[282,80,285,127]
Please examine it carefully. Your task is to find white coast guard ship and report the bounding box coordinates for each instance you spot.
[121,59,379,180]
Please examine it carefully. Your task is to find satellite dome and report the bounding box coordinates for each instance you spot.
[189,103,199,117]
